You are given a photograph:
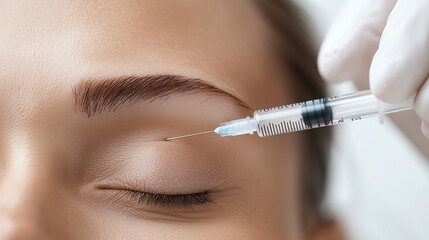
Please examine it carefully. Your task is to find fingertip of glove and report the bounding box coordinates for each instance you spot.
[370,77,405,103]
[370,63,411,104]
[421,122,429,139]
[370,74,390,101]
[318,49,342,83]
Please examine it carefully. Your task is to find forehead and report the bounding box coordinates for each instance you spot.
[0,0,288,110]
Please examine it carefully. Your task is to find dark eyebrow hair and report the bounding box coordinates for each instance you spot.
[72,75,251,117]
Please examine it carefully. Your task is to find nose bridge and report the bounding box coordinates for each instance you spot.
[0,142,60,239]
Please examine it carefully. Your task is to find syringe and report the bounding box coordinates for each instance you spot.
[165,90,413,141]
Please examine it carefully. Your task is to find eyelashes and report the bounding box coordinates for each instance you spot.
[123,190,212,208]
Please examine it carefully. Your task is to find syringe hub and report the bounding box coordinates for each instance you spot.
[214,116,257,137]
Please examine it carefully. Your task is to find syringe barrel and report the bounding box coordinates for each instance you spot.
[324,90,380,125]
[253,90,413,137]
[327,90,413,124]
[253,102,309,137]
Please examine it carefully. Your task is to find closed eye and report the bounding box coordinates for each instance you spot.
[123,190,212,208]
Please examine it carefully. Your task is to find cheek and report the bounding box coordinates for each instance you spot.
[82,198,283,240]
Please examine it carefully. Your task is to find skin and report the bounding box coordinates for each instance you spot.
[0,0,344,239]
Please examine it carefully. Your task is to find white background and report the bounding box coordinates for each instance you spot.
[291,1,429,239]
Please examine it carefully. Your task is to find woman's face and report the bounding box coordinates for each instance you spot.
[0,0,303,239]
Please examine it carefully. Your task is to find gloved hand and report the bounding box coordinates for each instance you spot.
[318,0,429,138]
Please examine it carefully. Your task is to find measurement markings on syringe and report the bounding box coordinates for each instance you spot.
[258,118,308,137]
[255,102,304,113]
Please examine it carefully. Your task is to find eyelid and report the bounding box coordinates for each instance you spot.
[122,190,212,208]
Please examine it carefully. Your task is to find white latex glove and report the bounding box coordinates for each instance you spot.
[318,0,429,138]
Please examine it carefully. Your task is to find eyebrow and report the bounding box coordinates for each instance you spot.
[72,75,251,117]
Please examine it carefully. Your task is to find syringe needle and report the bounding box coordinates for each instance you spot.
[165,130,215,141]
